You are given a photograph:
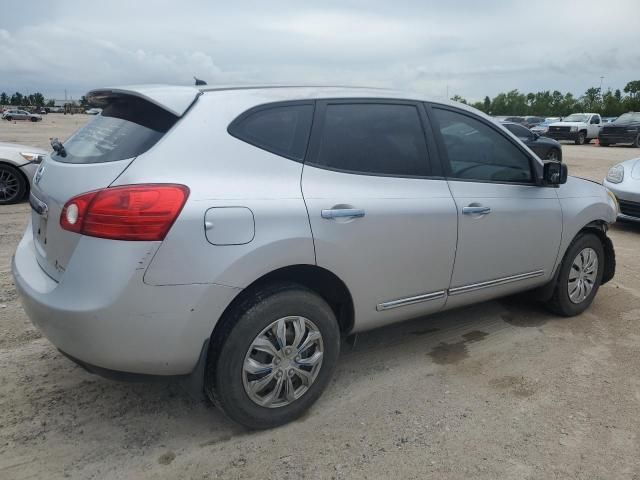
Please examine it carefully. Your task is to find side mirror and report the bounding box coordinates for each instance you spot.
[543,161,567,185]
[532,132,540,139]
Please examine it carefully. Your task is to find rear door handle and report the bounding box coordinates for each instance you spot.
[462,206,491,215]
[321,208,365,219]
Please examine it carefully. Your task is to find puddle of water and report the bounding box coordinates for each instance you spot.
[427,330,489,365]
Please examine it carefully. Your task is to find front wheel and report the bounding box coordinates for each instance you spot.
[205,283,340,429]
[575,132,586,145]
[5,116,12,121]
[0,164,27,205]
[633,134,640,148]
[547,233,604,316]
[600,140,610,147]
[30,117,38,122]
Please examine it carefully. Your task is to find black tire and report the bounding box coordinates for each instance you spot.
[0,164,28,205]
[547,233,604,317]
[575,131,586,145]
[5,116,12,121]
[584,138,592,144]
[30,117,37,122]
[633,134,640,148]
[205,282,340,429]
[600,140,610,147]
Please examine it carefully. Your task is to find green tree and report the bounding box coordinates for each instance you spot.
[450,94,467,104]
[0,92,8,105]
[10,92,23,106]
[46,99,55,107]
[581,87,601,112]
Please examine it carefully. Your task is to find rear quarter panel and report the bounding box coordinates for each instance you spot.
[112,91,316,288]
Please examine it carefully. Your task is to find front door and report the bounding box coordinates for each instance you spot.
[427,104,562,308]
[302,100,458,331]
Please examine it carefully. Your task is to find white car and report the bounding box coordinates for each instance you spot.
[0,143,47,204]
[2,109,43,122]
[547,113,602,145]
[85,108,102,115]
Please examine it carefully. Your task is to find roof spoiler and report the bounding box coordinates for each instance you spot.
[87,85,201,117]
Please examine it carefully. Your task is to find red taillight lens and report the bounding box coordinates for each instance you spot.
[60,184,189,241]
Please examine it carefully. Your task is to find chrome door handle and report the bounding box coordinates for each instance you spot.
[462,206,491,215]
[321,208,365,219]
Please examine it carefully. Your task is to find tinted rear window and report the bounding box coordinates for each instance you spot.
[52,97,178,164]
[313,103,430,177]
[228,103,314,161]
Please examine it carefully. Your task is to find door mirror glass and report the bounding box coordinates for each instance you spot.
[543,161,568,185]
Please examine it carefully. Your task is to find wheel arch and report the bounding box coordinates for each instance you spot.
[208,264,354,353]
[533,220,614,301]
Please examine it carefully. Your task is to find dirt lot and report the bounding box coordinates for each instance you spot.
[1,115,640,479]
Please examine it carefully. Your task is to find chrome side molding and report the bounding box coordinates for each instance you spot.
[448,270,545,296]
[376,270,545,312]
[376,290,445,311]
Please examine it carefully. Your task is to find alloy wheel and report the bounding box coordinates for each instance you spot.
[0,168,20,202]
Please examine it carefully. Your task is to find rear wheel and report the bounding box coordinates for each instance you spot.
[600,140,610,147]
[584,138,592,144]
[575,131,586,145]
[547,233,604,316]
[633,134,640,148]
[0,164,27,205]
[205,283,340,429]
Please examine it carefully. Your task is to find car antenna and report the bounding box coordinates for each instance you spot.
[194,76,207,86]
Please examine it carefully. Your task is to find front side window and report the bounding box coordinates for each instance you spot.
[314,103,430,177]
[228,104,314,161]
[433,107,533,183]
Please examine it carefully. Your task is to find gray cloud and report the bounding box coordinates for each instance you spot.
[1,0,638,101]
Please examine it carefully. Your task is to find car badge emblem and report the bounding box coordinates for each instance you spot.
[34,165,46,185]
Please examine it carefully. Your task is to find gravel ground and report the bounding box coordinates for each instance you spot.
[1,115,640,479]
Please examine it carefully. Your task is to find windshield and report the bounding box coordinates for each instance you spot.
[613,112,640,123]
[51,97,178,164]
[562,114,589,123]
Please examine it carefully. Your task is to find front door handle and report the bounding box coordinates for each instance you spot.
[321,208,365,219]
[462,205,491,215]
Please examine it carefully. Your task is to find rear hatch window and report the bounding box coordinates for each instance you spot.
[52,97,178,164]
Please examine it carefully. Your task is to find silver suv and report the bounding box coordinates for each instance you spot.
[12,85,617,428]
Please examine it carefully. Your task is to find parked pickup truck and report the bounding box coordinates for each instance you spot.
[547,113,602,145]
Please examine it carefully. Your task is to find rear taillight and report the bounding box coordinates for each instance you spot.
[60,184,189,241]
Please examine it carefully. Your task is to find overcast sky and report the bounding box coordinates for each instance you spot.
[1,0,639,101]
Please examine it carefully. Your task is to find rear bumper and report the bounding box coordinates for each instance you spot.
[12,224,240,375]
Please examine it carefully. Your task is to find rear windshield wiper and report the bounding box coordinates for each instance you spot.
[50,137,67,157]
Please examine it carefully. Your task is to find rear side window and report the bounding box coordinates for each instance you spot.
[313,103,430,177]
[228,104,314,161]
[52,97,178,164]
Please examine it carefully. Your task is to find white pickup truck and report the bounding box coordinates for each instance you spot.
[547,113,602,145]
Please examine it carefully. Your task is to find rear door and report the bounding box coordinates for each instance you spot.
[29,91,196,281]
[427,104,562,308]
[302,100,458,331]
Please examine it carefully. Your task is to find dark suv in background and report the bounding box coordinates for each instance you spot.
[599,112,640,147]
[502,122,563,161]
